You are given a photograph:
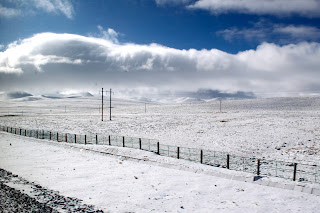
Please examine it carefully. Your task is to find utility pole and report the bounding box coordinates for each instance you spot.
[109,88,112,121]
[100,88,113,121]
[101,88,104,121]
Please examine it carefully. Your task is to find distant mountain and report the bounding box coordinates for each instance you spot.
[66,92,93,98]
[42,91,94,99]
[6,91,33,99]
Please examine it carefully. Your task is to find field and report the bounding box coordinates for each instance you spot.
[1,95,320,164]
[1,95,320,212]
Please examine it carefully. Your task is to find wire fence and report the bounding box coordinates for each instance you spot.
[1,125,319,184]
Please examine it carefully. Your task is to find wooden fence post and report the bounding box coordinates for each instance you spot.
[50,132,51,140]
[57,132,59,142]
[108,135,111,145]
[37,130,38,138]
[257,159,260,176]
[25,129,26,136]
[15,128,16,134]
[200,150,203,164]
[85,135,87,145]
[42,130,44,139]
[123,136,125,147]
[293,163,297,181]
[177,147,180,159]
[20,129,21,135]
[227,154,230,169]
[75,134,77,143]
[66,134,68,142]
[139,138,142,149]
[157,142,160,154]
[96,134,98,144]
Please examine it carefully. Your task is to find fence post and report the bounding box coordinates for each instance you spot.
[177,147,180,159]
[57,133,59,142]
[123,136,125,147]
[108,135,111,145]
[75,134,77,143]
[25,129,26,136]
[37,130,38,138]
[96,134,98,144]
[139,138,142,149]
[50,132,51,140]
[85,135,87,145]
[15,128,16,134]
[257,159,260,176]
[200,150,203,164]
[20,129,21,135]
[42,130,44,139]
[157,142,160,154]
[227,154,230,169]
[65,134,67,142]
[293,163,297,181]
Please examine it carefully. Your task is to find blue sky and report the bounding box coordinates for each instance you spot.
[1,0,320,98]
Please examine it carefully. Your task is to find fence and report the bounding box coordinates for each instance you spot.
[1,125,319,184]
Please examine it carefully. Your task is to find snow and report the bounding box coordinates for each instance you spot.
[1,96,320,164]
[1,95,320,211]
[1,132,320,212]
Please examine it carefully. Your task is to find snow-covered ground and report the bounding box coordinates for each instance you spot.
[1,95,320,211]
[1,132,320,212]
[1,95,320,164]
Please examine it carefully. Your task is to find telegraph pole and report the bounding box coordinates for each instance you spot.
[100,88,113,121]
[101,88,104,121]
[109,88,113,121]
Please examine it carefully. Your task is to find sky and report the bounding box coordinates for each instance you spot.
[1,0,320,98]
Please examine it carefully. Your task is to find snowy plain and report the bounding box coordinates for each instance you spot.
[1,94,320,212]
[1,95,320,164]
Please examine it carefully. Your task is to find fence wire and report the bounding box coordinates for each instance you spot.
[1,125,319,184]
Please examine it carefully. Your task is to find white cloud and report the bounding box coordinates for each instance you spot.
[187,0,320,17]
[96,25,119,44]
[0,4,21,17]
[217,21,320,43]
[1,32,320,96]
[33,0,74,19]
[0,0,74,19]
[217,27,268,42]
[274,25,320,40]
